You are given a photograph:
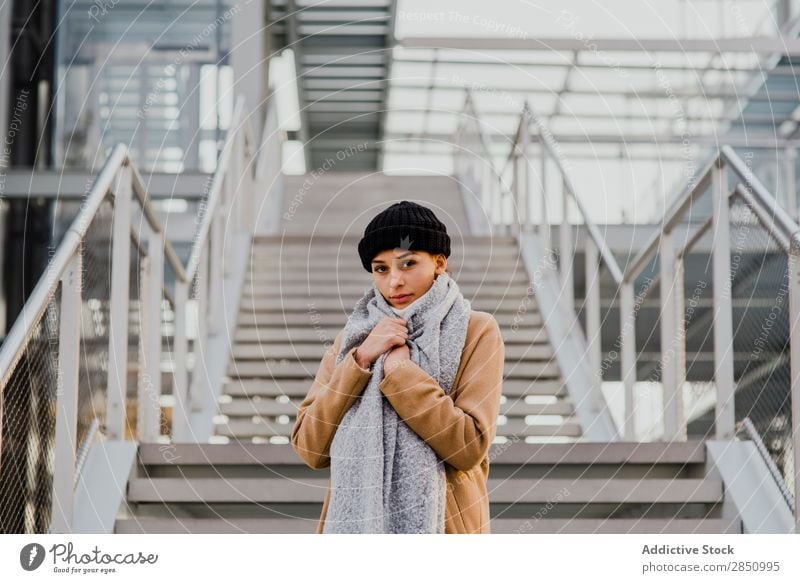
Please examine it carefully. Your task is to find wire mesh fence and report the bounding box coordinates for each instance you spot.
[727,193,795,505]
[75,198,114,453]
[0,286,61,533]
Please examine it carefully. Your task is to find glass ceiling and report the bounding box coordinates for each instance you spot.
[381,0,797,222]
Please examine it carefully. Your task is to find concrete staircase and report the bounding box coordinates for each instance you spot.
[116,440,740,533]
[218,233,580,441]
[114,172,743,534]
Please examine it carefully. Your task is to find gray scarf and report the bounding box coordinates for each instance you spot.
[323,272,471,533]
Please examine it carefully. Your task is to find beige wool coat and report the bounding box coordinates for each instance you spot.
[290,310,505,534]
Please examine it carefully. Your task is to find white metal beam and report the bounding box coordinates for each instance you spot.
[399,35,800,55]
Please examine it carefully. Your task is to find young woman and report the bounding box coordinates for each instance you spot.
[291,201,505,534]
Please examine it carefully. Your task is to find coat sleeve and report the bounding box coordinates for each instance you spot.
[378,314,505,471]
[291,331,373,469]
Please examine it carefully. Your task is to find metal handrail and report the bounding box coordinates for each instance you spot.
[185,96,252,281]
[0,91,277,533]
[454,91,800,532]
[523,102,625,285]
[456,89,515,199]
[0,144,129,379]
[739,417,796,513]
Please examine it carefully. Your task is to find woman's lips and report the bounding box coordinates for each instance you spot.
[392,294,412,304]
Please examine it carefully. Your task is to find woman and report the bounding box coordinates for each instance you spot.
[290,201,505,534]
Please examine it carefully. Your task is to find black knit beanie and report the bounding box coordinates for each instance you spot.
[358,201,451,272]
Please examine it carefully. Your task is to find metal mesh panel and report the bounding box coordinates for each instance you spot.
[75,198,114,452]
[0,286,61,533]
[727,193,794,503]
[126,233,143,439]
[159,295,176,437]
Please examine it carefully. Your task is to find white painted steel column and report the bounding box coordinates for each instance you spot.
[189,244,211,424]
[585,237,602,412]
[520,118,531,232]
[139,229,164,443]
[171,279,190,442]
[711,161,736,440]
[659,229,685,440]
[50,252,82,533]
[208,211,224,336]
[511,152,520,238]
[620,281,637,439]
[785,146,797,222]
[559,178,574,312]
[107,165,132,440]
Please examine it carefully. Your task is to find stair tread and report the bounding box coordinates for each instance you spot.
[137,441,708,466]
[218,399,573,418]
[127,477,723,504]
[115,517,740,534]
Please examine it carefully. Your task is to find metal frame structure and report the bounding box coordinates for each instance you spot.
[454,87,800,532]
[269,0,397,171]
[0,93,280,533]
[384,0,800,173]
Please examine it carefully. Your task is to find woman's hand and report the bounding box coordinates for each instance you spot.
[383,343,410,377]
[353,316,407,369]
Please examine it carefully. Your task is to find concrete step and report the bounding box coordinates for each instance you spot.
[217,398,574,418]
[245,272,531,284]
[212,418,580,439]
[135,441,706,467]
[237,297,539,313]
[488,518,741,534]
[222,378,568,398]
[233,326,551,344]
[240,283,535,297]
[230,342,554,361]
[226,360,561,379]
[126,476,722,504]
[115,517,740,534]
[248,259,527,273]
[235,311,544,327]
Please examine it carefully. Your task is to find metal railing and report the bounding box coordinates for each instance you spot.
[454,88,800,532]
[0,92,281,533]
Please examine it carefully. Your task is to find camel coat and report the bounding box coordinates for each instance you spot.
[290,310,505,534]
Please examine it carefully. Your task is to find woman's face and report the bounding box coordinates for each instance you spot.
[370,248,447,308]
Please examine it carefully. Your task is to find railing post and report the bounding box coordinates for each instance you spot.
[585,237,602,412]
[481,157,493,222]
[171,279,190,442]
[788,238,800,533]
[107,164,132,441]
[540,143,550,254]
[620,280,637,439]
[520,114,531,232]
[208,212,224,336]
[511,151,520,238]
[659,229,686,441]
[559,178,574,312]
[189,243,211,421]
[223,171,234,278]
[138,228,164,443]
[711,160,736,440]
[785,146,797,222]
[50,251,82,533]
[234,128,246,234]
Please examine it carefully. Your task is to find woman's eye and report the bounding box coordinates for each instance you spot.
[374,261,413,273]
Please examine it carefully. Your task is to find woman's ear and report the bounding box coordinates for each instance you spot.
[435,254,447,275]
